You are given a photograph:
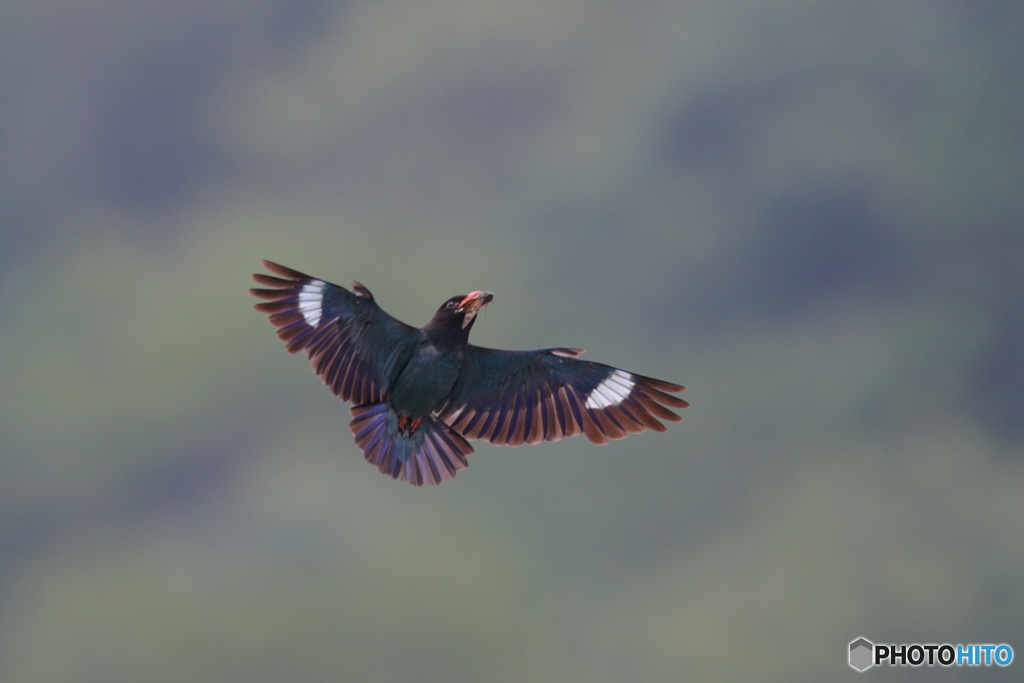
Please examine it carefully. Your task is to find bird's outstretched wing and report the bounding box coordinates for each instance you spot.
[437,346,687,446]
[250,261,417,405]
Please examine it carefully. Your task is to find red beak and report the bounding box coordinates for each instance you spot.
[456,290,494,327]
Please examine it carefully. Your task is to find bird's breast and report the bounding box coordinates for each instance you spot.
[389,344,463,418]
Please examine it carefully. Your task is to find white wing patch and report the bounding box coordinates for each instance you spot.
[585,369,635,409]
[297,280,325,327]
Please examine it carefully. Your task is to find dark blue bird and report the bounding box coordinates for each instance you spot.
[251,261,688,485]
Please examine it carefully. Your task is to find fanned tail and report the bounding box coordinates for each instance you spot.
[349,404,473,486]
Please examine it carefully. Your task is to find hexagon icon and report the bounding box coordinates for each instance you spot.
[849,637,874,672]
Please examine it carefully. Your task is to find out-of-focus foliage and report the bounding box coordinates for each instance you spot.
[1,0,1022,681]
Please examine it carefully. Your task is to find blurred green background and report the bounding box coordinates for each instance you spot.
[2,1,1022,681]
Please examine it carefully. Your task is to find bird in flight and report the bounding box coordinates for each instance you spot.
[251,261,687,485]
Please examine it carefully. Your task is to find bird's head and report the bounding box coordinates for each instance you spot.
[431,290,494,332]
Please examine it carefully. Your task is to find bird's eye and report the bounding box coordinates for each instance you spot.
[446,301,457,310]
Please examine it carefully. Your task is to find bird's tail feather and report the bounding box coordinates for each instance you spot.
[349,403,473,486]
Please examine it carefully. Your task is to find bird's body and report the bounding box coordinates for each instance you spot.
[251,261,687,485]
[391,333,464,420]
